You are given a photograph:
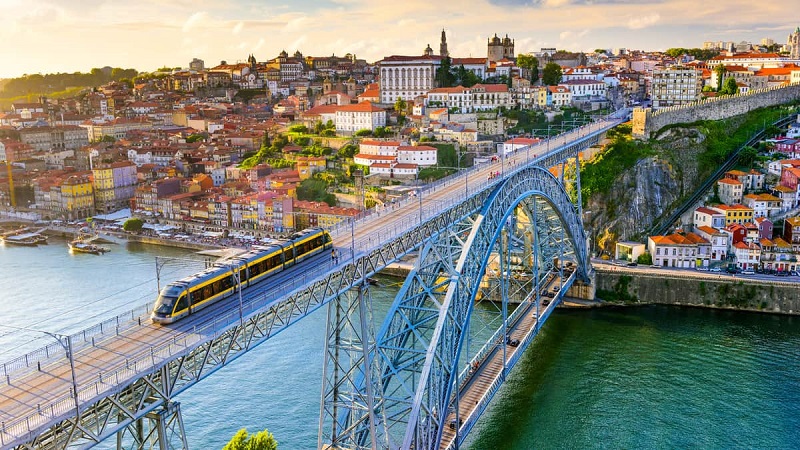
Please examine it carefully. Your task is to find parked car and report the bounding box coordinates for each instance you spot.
[742,269,755,275]
[710,267,722,273]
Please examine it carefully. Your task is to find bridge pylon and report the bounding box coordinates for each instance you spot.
[318,280,387,449]
[115,401,188,450]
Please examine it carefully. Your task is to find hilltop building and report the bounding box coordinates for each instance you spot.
[487,34,514,62]
[789,27,800,59]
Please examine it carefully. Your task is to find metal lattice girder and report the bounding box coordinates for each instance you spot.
[318,280,387,450]
[4,121,612,450]
[116,401,188,450]
[370,166,590,450]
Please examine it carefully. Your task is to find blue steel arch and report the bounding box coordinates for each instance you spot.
[370,165,590,449]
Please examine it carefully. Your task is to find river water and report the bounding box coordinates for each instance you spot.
[2,239,800,449]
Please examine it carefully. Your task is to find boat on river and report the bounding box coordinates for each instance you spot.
[68,235,109,255]
[1,233,40,246]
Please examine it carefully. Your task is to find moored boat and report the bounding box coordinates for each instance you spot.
[1,234,39,246]
[68,240,110,255]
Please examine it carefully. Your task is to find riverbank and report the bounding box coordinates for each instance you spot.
[595,266,800,315]
[377,260,800,315]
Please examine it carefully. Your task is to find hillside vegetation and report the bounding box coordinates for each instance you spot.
[580,103,799,255]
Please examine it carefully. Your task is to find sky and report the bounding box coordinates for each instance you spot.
[1,0,798,78]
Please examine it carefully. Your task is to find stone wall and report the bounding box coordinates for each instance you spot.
[632,83,800,139]
[596,268,800,314]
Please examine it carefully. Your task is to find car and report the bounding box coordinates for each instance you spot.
[697,267,709,271]
[791,271,799,277]
[710,267,722,273]
[626,262,638,267]
[742,269,755,275]
[449,418,463,430]
[776,271,789,277]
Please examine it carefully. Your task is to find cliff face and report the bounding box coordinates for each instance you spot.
[586,127,707,254]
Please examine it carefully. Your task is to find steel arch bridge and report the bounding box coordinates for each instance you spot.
[1,119,617,450]
[319,165,590,450]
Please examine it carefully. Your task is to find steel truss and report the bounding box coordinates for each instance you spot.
[5,123,606,450]
[353,166,589,449]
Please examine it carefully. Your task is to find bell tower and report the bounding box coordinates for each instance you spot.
[440,29,449,58]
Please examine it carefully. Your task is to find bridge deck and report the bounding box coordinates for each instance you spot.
[439,275,565,450]
[0,120,618,448]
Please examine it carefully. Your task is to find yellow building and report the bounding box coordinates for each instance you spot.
[60,174,94,220]
[92,166,115,206]
[713,204,754,226]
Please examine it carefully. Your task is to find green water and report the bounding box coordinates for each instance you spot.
[4,241,800,449]
[465,305,800,449]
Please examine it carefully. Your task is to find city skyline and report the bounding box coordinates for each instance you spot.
[1,0,798,79]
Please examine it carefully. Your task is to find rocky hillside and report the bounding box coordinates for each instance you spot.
[585,127,707,255]
[582,105,793,257]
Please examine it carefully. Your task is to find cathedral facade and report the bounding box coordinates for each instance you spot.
[789,27,800,60]
[487,34,514,62]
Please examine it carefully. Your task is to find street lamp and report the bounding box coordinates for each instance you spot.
[0,324,80,419]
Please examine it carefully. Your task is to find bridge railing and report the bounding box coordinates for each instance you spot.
[1,119,623,447]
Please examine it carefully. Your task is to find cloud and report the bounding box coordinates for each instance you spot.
[232,21,244,34]
[182,11,209,32]
[627,13,660,29]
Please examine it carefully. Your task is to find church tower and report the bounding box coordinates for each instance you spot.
[440,29,449,58]
[789,27,800,59]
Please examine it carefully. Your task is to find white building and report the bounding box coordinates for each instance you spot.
[334,102,387,135]
[742,193,782,218]
[561,79,607,100]
[651,66,702,108]
[426,86,473,113]
[694,225,729,260]
[397,145,437,166]
[452,58,489,80]
[562,66,598,81]
[359,140,401,156]
[471,84,512,111]
[693,206,726,230]
[732,241,761,270]
[379,55,441,103]
[648,232,708,268]
[500,137,542,156]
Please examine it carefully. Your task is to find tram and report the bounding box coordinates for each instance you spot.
[151,228,332,324]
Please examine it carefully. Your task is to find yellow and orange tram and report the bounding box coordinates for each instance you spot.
[151,228,332,324]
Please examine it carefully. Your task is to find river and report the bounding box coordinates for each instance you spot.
[2,239,799,449]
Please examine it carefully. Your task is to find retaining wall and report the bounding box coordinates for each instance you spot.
[632,83,800,138]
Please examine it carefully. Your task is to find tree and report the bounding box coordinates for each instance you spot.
[738,146,758,167]
[594,49,607,55]
[542,62,562,86]
[223,428,277,450]
[637,253,653,265]
[720,77,739,96]
[394,97,408,125]
[516,54,540,83]
[297,178,336,206]
[122,218,143,232]
[714,64,726,91]
[436,56,454,87]
[452,65,481,87]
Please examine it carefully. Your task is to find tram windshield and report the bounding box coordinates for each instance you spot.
[154,285,184,314]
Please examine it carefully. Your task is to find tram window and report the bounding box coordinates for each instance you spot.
[221,275,233,291]
[175,294,188,312]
